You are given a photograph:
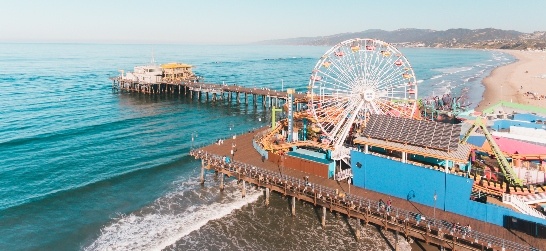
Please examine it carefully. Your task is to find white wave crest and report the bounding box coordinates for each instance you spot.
[434,66,472,74]
[85,186,263,251]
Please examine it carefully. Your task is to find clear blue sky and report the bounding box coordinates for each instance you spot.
[1,0,545,44]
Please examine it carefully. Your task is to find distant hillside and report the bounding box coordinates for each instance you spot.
[257,28,546,50]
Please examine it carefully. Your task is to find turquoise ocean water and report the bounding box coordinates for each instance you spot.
[0,43,513,251]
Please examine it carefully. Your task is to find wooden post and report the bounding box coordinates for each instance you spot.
[265,187,270,206]
[220,173,224,191]
[242,180,246,198]
[365,208,369,225]
[384,211,388,230]
[395,231,399,251]
[355,218,361,241]
[291,196,296,216]
[322,206,326,228]
[200,159,205,185]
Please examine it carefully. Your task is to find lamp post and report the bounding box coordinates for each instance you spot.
[433,190,437,221]
[229,123,235,139]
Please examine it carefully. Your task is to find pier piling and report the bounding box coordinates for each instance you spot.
[322,206,326,228]
[265,187,270,206]
[291,196,296,216]
[200,160,205,185]
[395,231,399,251]
[242,180,246,198]
[355,218,361,241]
[220,173,224,191]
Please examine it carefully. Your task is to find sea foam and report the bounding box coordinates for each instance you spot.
[84,180,262,251]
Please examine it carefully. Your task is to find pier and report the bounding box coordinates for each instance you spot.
[110,77,307,108]
[190,128,545,251]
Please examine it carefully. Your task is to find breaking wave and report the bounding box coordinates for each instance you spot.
[84,179,263,251]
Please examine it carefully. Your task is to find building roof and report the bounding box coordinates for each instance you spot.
[466,135,487,148]
[160,62,193,69]
[353,137,472,163]
[481,101,546,117]
[481,135,546,155]
[361,114,462,152]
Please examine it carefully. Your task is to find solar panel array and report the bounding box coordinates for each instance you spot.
[362,114,462,152]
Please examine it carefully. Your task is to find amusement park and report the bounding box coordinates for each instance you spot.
[114,38,546,250]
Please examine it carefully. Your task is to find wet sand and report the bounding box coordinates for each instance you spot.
[477,50,546,111]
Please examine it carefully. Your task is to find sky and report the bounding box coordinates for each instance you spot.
[1,0,545,44]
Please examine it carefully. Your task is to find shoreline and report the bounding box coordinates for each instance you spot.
[477,50,546,111]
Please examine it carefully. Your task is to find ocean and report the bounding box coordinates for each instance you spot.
[0,43,513,251]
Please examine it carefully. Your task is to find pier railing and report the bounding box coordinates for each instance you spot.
[190,149,537,251]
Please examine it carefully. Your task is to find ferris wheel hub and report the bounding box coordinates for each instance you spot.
[362,89,375,102]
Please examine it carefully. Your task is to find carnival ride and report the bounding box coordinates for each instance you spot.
[308,38,419,161]
[461,117,524,186]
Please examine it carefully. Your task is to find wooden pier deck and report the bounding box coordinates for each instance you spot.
[110,77,307,107]
[190,128,545,251]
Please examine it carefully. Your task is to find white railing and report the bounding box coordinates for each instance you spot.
[335,168,353,181]
[502,194,546,219]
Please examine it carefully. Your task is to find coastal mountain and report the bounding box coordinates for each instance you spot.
[257,28,546,50]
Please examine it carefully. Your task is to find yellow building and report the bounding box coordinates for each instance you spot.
[160,62,197,82]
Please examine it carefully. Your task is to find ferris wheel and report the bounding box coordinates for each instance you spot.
[308,38,418,157]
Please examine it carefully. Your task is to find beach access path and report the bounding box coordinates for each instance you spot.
[196,128,545,250]
[478,50,546,111]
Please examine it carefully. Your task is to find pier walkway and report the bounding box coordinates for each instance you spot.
[110,77,307,107]
[191,128,545,251]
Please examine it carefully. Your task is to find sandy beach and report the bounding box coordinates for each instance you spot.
[477,50,546,111]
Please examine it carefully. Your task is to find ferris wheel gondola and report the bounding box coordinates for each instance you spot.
[308,38,419,158]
